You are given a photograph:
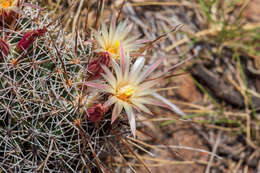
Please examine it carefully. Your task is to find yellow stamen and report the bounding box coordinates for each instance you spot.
[116,84,135,102]
[106,40,120,58]
[0,0,14,8]
[114,40,120,48]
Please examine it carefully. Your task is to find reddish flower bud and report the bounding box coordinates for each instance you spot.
[88,52,111,79]
[17,28,47,51]
[86,104,108,122]
[0,38,9,58]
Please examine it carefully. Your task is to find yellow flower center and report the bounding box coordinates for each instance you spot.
[116,84,136,102]
[0,0,14,8]
[106,40,120,59]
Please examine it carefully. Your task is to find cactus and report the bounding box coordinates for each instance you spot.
[0,1,126,172]
[0,1,184,172]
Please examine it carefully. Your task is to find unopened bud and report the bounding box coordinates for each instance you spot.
[17,28,47,51]
[88,52,110,79]
[86,104,108,122]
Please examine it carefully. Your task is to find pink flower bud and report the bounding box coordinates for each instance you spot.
[0,38,9,58]
[17,28,47,51]
[88,52,111,79]
[86,104,108,122]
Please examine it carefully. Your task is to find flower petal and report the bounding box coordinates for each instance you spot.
[152,93,185,116]
[111,59,122,81]
[109,15,116,42]
[104,96,117,107]
[114,20,128,40]
[124,104,136,138]
[101,22,109,45]
[129,57,145,82]
[136,57,165,84]
[119,22,133,40]
[101,65,117,87]
[92,29,105,48]
[133,102,152,115]
[111,102,123,124]
[137,79,159,92]
[120,43,125,74]
[84,82,108,89]
[124,53,130,81]
[135,89,154,97]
